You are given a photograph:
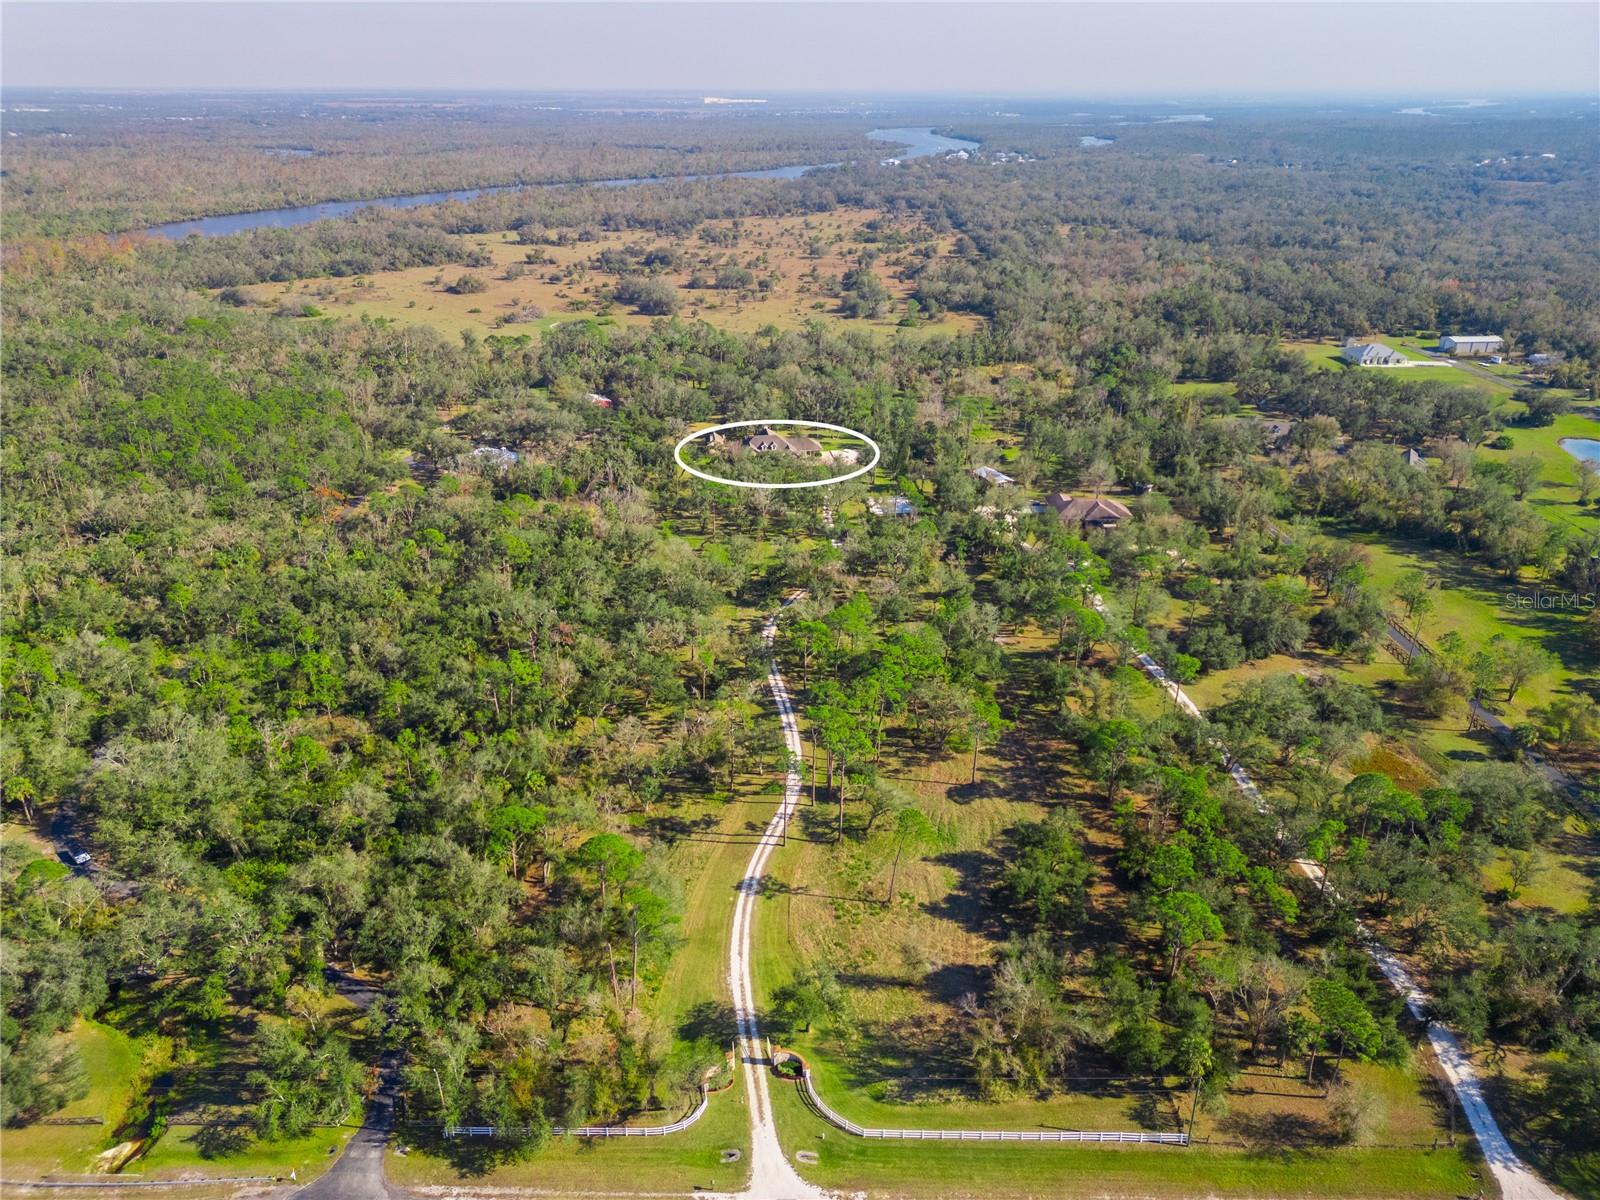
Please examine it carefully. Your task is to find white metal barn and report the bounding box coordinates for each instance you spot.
[1440,334,1504,356]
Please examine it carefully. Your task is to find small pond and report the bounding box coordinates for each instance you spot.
[1559,438,1600,465]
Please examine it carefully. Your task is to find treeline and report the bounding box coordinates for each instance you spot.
[12,106,1594,378]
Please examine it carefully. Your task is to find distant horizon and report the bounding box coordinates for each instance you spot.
[4,2,1596,95]
[3,85,1596,101]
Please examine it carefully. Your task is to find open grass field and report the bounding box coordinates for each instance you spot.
[1342,528,1593,717]
[767,1067,1482,1199]
[1478,403,1600,535]
[748,707,1098,1102]
[1482,814,1600,915]
[229,210,981,341]
[634,740,796,1050]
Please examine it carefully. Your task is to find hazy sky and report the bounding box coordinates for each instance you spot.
[4,2,1597,96]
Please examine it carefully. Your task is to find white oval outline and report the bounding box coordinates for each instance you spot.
[673,420,881,490]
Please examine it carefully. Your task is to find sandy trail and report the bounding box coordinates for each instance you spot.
[721,594,830,1200]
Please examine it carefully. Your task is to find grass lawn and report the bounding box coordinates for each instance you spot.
[129,1124,352,1183]
[1335,527,1593,719]
[1478,404,1600,535]
[1480,806,1600,917]
[1169,380,1238,401]
[767,1067,1482,1199]
[1281,337,1506,396]
[635,756,792,1049]
[0,1020,147,1179]
[385,1069,751,1194]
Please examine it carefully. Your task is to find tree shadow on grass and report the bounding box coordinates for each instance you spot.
[676,1000,736,1048]
[919,848,1004,939]
[638,809,723,844]
[1217,1110,1339,1160]
[191,1122,254,1159]
[1127,1091,1178,1133]
[400,1127,528,1177]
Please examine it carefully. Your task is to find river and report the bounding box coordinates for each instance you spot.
[141,127,980,240]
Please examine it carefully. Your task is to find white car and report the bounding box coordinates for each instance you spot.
[69,848,91,866]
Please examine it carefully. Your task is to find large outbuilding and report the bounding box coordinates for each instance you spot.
[1440,334,1504,356]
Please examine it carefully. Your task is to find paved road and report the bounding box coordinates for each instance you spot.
[724,595,829,1200]
[1113,601,1564,1200]
[293,1052,402,1200]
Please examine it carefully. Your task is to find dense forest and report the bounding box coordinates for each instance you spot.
[3,98,1597,1187]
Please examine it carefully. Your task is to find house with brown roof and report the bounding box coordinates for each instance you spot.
[1046,491,1132,530]
[743,427,822,455]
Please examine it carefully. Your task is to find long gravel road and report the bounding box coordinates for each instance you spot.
[724,594,829,1199]
[1116,621,1564,1200]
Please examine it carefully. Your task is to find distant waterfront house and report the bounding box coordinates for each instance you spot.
[471,445,520,472]
[1255,418,1294,444]
[743,427,823,454]
[868,495,917,517]
[1046,491,1132,530]
[973,466,1016,486]
[1440,334,1504,356]
[1401,447,1427,470]
[1341,340,1406,366]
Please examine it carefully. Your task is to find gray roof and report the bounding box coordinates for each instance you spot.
[1342,342,1403,365]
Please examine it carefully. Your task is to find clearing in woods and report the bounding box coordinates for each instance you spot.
[228,210,981,339]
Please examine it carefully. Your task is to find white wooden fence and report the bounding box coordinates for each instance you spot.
[798,1069,1189,1146]
[444,1087,708,1140]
